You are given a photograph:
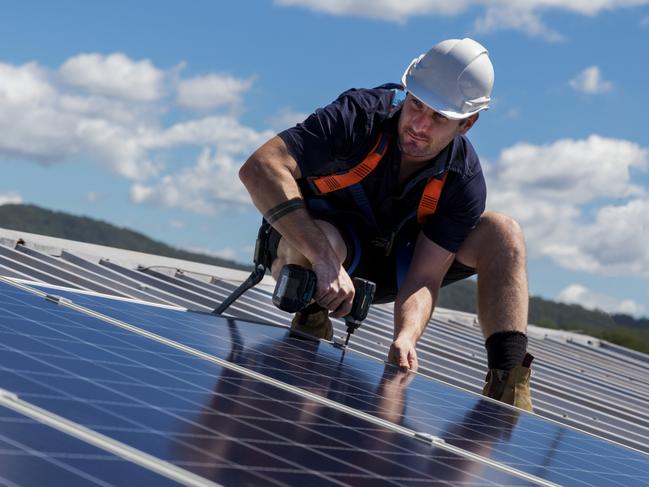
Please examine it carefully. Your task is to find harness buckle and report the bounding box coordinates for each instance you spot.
[371,233,395,256]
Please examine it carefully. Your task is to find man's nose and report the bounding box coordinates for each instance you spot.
[410,112,432,132]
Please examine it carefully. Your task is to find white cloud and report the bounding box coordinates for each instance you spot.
[130,147,255,214]
[187,246,239,261]
[488,135,646,205]
[569,66,613,94]
[0,59,158,179]
[275,0,471,21]
[642,15,649,25]
[274,0,649,38]
[149,116,273,152]
[268,108,310,131]
[486,135,649,277]
[0,54,270,193]
[58,53,164,102]
[177,74,254,111]
[558,284,646,317]
[475,5,563,41]
[170,220,187,229]
[0,62,53,104]
[0,191,23,205]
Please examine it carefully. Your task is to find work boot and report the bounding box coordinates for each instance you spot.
[290,303,333,340]
[482,353,534,412]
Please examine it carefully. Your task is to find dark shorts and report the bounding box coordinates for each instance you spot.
[267,217,476,305]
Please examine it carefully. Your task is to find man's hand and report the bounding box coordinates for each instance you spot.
[312,261,355,318]
[388,336,419,371]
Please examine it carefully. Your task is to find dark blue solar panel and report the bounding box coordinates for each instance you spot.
[0,405,180,486]
[0,281,535,486]
[38,284,649,487]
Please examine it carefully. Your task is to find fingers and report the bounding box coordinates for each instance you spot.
[313,267,355,317]
[408,351,419,372]
[388,340,418,372]
[329,287,354,318]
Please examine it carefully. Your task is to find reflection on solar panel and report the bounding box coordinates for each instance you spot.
[1,276,648,486]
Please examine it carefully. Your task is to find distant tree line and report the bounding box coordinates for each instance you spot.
[438,278,649,354]
[0,204,250,270]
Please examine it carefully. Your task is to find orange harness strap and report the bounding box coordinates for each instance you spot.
[309,130,448,224]
[417,171,448,224]
[311,133,390,194]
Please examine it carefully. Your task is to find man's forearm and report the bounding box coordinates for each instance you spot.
[393,284,439,343]
[239,138,338,266]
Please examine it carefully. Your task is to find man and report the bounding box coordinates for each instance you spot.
[239,38,533,411]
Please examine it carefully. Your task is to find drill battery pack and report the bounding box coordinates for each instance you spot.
[272,264,317,313]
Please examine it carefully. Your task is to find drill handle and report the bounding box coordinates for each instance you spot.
[348,277,376,324]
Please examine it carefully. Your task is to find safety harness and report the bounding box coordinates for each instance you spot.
[308,87,449,228]
[301,86,450,263]
[308,130,449,224]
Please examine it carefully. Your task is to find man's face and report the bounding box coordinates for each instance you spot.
[397,93,473,163]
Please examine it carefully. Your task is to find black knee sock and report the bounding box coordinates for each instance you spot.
[485,331,528,370]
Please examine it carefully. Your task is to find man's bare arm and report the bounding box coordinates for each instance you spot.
[389,233,455,369]
[239,136,354,315]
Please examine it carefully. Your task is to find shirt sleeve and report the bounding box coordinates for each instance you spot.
[421,168,486,254]
[277,89,387,177]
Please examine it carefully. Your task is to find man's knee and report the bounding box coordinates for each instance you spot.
[314,220,347,263]
[483,212,525,254]
[458,212,526,268]
[271,219,347,279]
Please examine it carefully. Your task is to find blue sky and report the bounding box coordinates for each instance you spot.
[1,0,648,318]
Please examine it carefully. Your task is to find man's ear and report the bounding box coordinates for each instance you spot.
[459,113,479,134]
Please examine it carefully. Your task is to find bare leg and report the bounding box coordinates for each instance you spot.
[455,211,528,338]
[271,220,347,279]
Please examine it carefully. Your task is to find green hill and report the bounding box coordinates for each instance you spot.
[0,204,251,271]
[439,279,649,354]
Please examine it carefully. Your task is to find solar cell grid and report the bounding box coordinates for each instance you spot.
[169,273,649,437]
[0,280,536,486]
[0,405,181,487]
[22,279,649,454]
[17,282,649,486]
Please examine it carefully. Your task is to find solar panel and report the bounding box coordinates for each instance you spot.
[18,257,649,456]
[38,282,649,449]
[0,279,550,485]
[159,273,649,434]
[7,280,649,486]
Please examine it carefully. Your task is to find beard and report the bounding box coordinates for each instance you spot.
[398,128,440,160]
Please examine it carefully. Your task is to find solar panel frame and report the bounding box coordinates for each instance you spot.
[1,245,133,299]
[59,251,184,307]
[0,254,80,289]
[15,245,164,303]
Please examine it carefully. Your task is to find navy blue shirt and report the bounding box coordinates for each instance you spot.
[278,86,486,253]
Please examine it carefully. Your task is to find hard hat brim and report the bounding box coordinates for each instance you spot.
[405,77,487,120]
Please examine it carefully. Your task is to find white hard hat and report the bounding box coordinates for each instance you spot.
[401,38,494,120]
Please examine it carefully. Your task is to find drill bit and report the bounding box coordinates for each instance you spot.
[344,331,351,346]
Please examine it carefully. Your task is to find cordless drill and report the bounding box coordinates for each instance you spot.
[272,264,376,345]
